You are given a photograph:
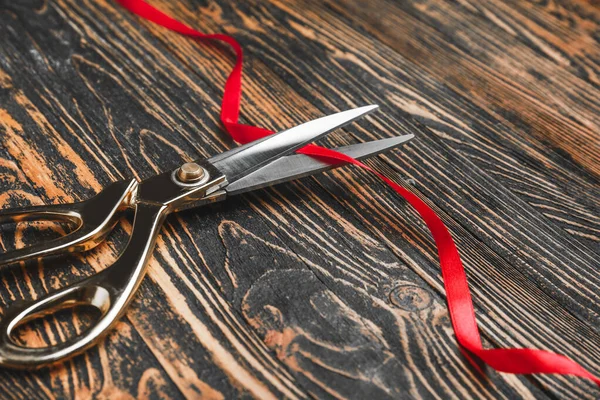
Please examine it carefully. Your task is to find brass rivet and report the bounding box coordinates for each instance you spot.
[176,162,206,183]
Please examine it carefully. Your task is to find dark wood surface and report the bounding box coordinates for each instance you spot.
[0,0,598,398]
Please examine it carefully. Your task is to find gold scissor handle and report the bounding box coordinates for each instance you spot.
[0,162,226,369]
[0,179,138,268]
[0,202,168,369]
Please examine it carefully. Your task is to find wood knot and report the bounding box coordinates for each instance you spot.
[388,284,433,311]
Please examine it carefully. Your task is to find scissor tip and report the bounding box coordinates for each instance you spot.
[378,134,415,149]
[345,104,379,120]
[362,104,379,112]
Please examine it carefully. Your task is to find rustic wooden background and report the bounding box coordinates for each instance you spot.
[0,0,599,398]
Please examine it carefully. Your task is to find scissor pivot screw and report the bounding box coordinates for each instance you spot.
[176,162,206,183]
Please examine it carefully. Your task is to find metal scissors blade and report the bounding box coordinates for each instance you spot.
[210,105,379,183]
[225,134,414,195]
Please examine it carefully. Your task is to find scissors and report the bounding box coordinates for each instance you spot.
[0,105,413,369]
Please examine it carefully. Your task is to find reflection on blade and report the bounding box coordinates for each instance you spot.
[210,105,379,183]
[225,134,414,195]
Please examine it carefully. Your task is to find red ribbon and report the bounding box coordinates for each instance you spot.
[116,0,600,387]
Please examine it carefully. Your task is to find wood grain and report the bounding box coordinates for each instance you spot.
[0,0,598,398]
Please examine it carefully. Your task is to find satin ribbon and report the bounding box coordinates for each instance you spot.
[115,0,600,387]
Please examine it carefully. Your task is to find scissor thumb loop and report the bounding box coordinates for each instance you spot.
[0,201,168,369]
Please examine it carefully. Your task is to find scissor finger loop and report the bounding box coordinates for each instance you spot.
[0,179,138,268]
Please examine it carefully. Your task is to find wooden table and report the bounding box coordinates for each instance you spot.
[0,0,598,398]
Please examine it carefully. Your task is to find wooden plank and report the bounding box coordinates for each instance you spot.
[326,0,600,248]
[120,0,600,396]
[0,2,307,398]
[135,0,600,326]
[0,0,597,398]
[85,0,599,396]
[127,0,600,316]
[2,0,539,398]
